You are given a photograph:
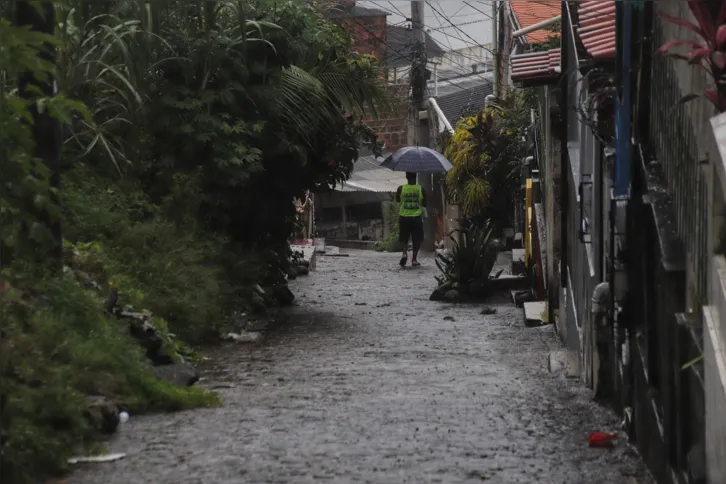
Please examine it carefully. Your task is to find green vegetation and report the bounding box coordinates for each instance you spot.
[1,1,386,482]
[377,200,403,252]
[433,90,534,298]
[530,24,561,52]
[434,222,500,293]
[443,90,534,230]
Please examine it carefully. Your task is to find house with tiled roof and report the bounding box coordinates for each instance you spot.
[509,0,560,44]
[505,0,561,90]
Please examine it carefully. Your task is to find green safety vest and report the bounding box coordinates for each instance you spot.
[399,184,423,217]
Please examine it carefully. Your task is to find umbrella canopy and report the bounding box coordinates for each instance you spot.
[379,146,453,173]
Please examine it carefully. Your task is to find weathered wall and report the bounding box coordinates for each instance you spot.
[365,84,410,152]
[342,14,387,59]
[706,112,726,484]
[538,86,562,326]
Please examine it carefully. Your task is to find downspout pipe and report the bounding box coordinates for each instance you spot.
[614,1,632,196]
[427,97,454,134]
[591,282,610,318]
[591,282,611,400]
[512,15,562,39]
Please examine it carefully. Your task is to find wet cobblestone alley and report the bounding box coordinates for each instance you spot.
[71,250,653,484]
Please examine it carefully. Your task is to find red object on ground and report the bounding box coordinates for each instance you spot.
[588,431,617,447]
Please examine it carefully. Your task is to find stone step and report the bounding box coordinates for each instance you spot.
[523,301,550,327]
[548,350,580,378]
[511,289,534,307]
[511,248,526,274]
[290,245,317,271]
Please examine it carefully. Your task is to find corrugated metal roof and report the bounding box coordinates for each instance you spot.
[434,71,494,98]
[335,151,403,193]
[510,0,561,44]
[435,81,494,125]
[511,48,561,83]
[575,0,616,60]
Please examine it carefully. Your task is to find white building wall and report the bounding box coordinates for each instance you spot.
[705,111,726,484]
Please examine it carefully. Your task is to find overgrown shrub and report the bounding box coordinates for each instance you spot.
[62,166,235,342]
[1,1,388,481]
[444,89,535,230]
[377,200,402,252]
[0,275,220,483]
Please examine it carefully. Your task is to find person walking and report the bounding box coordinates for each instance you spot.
[396,172,427,267]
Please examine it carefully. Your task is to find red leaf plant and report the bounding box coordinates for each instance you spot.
[657,0,726,112]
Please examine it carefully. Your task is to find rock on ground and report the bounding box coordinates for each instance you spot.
[85,396,120,435]
[71,250,654,484]
[152,363,199,387]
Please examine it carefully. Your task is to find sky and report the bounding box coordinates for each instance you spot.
[359,0,495,52]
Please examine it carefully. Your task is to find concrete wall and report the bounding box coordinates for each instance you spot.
[432,45,493,73]
[538,86,562,325]
[706,113,726,484]
[317,191,392,209]
[317,220,386,241]
[560,40,607,387]
[315,191,390,241]
[705,258,726,484]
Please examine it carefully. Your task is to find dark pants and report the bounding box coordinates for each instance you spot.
[399,216,424,251]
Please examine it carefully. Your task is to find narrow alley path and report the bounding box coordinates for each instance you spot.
[71,250,653,484]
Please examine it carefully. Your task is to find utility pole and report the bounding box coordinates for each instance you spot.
[409,0,435,251]
[492,0,498,97]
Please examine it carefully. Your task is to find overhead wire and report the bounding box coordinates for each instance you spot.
[344,0,613,97]
[337,8,491,83]
[345,12,488,96]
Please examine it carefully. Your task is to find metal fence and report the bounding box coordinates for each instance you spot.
[648,11,710,318]
[625,144,705,483]
[618,3,709,481]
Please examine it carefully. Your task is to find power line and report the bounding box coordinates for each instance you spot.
[346,13,487,96]
[387,0,409,18]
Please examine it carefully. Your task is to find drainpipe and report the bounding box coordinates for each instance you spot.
[492,0,498,96]
[427,98,454,134]
[591,282,610,317]
[512,15,562,39]
[614,1,632,196]
[591,282,611,401]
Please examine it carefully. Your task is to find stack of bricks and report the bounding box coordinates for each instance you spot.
[364,84,410,152]
[343,15,387,59]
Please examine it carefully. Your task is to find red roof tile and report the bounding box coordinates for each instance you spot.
[511,48,561,83]
[510,0,561,44]
[575,0,616,60]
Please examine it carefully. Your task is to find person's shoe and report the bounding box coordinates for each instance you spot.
[399,256,407,267]
[412,261,421,267]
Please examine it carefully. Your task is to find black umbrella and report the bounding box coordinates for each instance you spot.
[379,146,453,173]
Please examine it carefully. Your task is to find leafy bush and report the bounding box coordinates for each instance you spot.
[61,166,234,343]
[656,0,726,112]
[1,1,388,481]
[0,275,220,484]
[435,221,501,292]
[444,90,534,230]
[377,200,403,252]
